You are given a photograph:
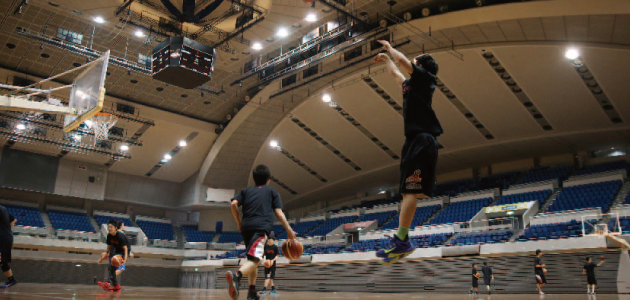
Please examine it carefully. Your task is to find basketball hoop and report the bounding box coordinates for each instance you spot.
[91,112,117,144]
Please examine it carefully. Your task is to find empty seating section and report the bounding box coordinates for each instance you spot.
[3,204,44,227]
[217,232,243,243]
[381,205,442,230]
[498,189,552,207]
[94,214,133,228]
[517,220,592,241]
[448,230,513,246]
[625,194,630,205]
[349,233,452,252]
[136,220,174,240]
[433,179,473,197]
[517,165,574,185]
[293,220,324,237]
[182,225,215,243]
[609,216,630,234]
[430,198,492,225]
[307,216,359,237]
[547,180,621,213]
[357,211,397,227]
[215,249,246,259]
[471,172,519,191]
[303,244,346,255]
[272,224,289,240]
[578,160,629,176]
[48,210,95,232]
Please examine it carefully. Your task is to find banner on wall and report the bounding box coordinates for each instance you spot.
[485,201,535,214]
[206,188,235,203]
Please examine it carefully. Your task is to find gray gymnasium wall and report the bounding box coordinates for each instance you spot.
[54,158,107,200]
[206,250,620,294]
[11,259,180,287]
[105,171,182,208]
[0,148,59,193]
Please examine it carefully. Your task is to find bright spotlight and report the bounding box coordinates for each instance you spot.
[565,48,579,60]
[93,16,105,24]
[276,28,289,37]
[252,43,263,50]
[164,154,172,161]
[72,134,81,141]
[84,120,94,128]
[305,13,317,22]
[322,94,331,103]
[270,140,278,148]
[135,30,145,37]
[120,144,129,151]
[179,140,187,147]
[16,123,26,130]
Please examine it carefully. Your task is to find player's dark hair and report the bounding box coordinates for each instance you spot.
[253,164,271,185]
[536,249,542,255]
[472,262,476,267]
[116,220,124,229]
[586,257,591,262]
[415,53,438,76]
[483,262,488,266]
[108,219,118,227]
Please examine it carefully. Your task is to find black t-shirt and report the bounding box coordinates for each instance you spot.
[584,263,597,277]
[233,185,283,233]
[482,266,493,278]
[402,64,443,138]
[535,257,544,274]
[110,231,131,255]
[0,205,15,240]
[106,231,128,255]
[472,267,478,280]
[265,244,279,262]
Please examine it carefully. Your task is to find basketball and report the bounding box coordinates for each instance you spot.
[600,255,606,261]
[111,255,123,268]
[265,260,273,268]
[282,239,303,260]
[543,268,547,275]
[475,272,481,278]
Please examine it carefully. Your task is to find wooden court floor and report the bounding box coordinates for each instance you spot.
[0,284,629,300]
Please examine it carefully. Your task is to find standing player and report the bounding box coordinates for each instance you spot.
[97,220,133,278]
[583,256,605,294]
[470,263,480,295]
[482,262,494,294]
[97,220,128,292]
[535,249,546,295]
[372,40,442,265]
[225,165,296,300]
[261,236,279,295]
[0,205,17,288]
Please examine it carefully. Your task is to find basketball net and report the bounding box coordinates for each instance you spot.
[91,112,117,145]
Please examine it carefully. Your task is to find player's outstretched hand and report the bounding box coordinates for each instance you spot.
[373,53,389,64]
[287,230,297,241]
[377,40,392,51]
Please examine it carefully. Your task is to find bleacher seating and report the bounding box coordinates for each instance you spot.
[182,225,215,243]
[608,216,630,234]
[356,198,397,210]
[429,198,492,225]
[517,219,593,241]
[217,231,243,244]
[215,249,246,259]
[136,220,174,241]
[47,210,95,233]
[357,210,397,227]
[448,230,513,246]
[471,172,519,191]
[303,244,346,255]
[307,215,359,237]
[624,194,630,205]
[498,189,552,207]
[517,165,574,185]
[348,232,452,252]
[547,180,622,213]
[293,220,324,237]
[3,204,45,227]
[94,214,134,228]
[380,205,442,230]
[578,160,629,176]
[433,179,474,197]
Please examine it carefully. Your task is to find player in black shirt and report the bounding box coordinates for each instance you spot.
[0,205,17,288]
[482,262,494,294]
[583,256,605,294]
[226,165,296,300]
[373,40,442,265]
[97,219,128,292]
[261,236,279,295]
[470,263,480,294]
[535,249,547,295]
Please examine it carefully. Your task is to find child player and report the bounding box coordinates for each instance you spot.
[261,236,279,295]
[97,221,133,278]
[226,165,296,300]
[470,262,480,295]
[583,256,605,294]
[0,204,17,288]
[97,220,128,291]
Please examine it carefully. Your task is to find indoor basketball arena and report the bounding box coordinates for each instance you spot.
[0,0,629,299]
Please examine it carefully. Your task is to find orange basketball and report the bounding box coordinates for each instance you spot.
[475,273,481,279]
[264,260,273,268]
[111,255,123,267]
[282,239,303,260]
[600,255,606,261]
[542,268,547,275]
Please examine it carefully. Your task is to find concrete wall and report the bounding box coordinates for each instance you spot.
[198,208,238,232]
[54,158,107,200]
[105,171,182,208]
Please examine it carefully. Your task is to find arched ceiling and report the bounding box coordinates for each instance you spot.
[199,0,630,209]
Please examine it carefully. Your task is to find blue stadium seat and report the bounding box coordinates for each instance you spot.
[380,205,441,230]
[182,225,215,243]
[517,219,594,241]
[136,220,175,241]
[547,180,621,213]
[347,232,453,253]
[448,230,513,246]
[578,160,629,176]
[429,198,492,225]
[357,210,397,228]
[433,179,474,197]
[3,204,45,228]
[470,172,519,191]
[47,210,96,233]
[303,244,346,255]
[609,216,630,234]
[293,220,324,237]
[94,214,134,228]
[217,231,243,244]
[517,165,574,185]
[498,189,552,207]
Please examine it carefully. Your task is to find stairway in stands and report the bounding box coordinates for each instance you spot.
[539,189,562,213]
[422,203,449,226]
[40,210,56,238]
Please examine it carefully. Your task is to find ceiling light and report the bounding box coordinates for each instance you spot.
[252,43,262,50]
[276,28,289,37]
[16,123,25,130]
[565,48,579,60]
[179,140,187,147]
[322,94,331,103]
[506,211,514,215]
[72,134,81,141]
[306,13,317,22]
[93,16,105,24]
[379,190,386,194]
[135,30,145,37]
[76,264,81,267]
[270,140,278,148]
[84,120,94,128]
[120,144,129,151]
[164,154,172,161]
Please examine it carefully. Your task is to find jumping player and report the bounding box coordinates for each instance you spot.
[583,256,605,294]
[535,249,546,295]
[97,220,128,292]
[372,40,442,265]
[482,262,494,294]
[226,165,296,300]
[470,263,480,294]
[261,236,279,295]
[0,205,17,288]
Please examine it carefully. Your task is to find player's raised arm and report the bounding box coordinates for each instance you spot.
[374,53,405,87]
[377,40,413,74]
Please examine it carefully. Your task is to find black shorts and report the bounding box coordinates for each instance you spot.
[483,278,492,286]
[399,133,438,195]
[265,265,276,280]
[587,276,597,285]
[242,230,268,262]
[0,237,12,264]
[535,273,547,284]
[472,277,478,288]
